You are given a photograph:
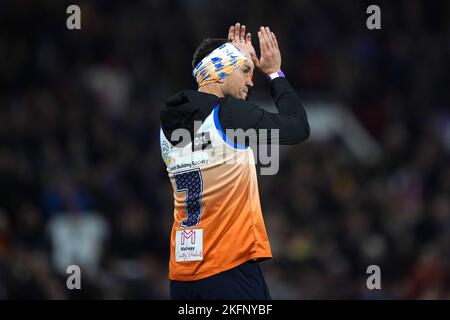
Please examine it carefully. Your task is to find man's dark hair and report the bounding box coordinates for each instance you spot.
[192,38,230,69]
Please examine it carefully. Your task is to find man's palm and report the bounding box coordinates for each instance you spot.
[228,23,259,66]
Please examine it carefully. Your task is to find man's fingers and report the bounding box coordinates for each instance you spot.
[246,32,252,43]
[234,23,241,41]
[264,27,274,51]
[240,25,246,41]
[260,26,273,51]
[259,26,272,53]
[228,26,234,40]
[258,30,268,56]
[267,27,276,48]
[271,32,279,49]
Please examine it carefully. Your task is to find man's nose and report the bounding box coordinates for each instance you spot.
[246,79,254,87]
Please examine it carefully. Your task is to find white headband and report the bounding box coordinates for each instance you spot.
[192,42,248,86]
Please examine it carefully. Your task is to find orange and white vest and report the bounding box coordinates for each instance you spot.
[160,104,272,281]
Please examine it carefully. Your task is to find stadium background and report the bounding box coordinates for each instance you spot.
[0,0,449,299]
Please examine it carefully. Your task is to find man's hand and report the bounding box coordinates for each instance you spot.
[228,23,259,67]
[228,23,282,76]
[256,26,282,75]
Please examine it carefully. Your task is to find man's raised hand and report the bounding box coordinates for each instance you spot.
[228,23,259,66]
[257,26,282,75]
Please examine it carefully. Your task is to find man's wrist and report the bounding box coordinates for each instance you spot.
[267,71,285,80]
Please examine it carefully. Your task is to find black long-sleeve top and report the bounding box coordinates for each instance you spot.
[160,77,310,146]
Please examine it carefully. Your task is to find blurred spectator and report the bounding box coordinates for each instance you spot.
[47,207,109,276]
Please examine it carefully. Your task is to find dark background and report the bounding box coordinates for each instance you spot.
[0,0,449,299]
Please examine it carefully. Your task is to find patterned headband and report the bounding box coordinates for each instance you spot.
[192,42,248,87]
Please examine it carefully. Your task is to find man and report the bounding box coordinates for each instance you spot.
[160,23,310,299]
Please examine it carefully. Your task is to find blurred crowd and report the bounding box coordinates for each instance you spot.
[0,0,449,299]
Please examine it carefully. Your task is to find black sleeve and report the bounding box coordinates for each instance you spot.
[219,77,310,145]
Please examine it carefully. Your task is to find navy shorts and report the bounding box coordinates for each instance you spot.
[170,260,272,300]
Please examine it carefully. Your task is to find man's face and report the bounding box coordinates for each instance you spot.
[221,56,254,100]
